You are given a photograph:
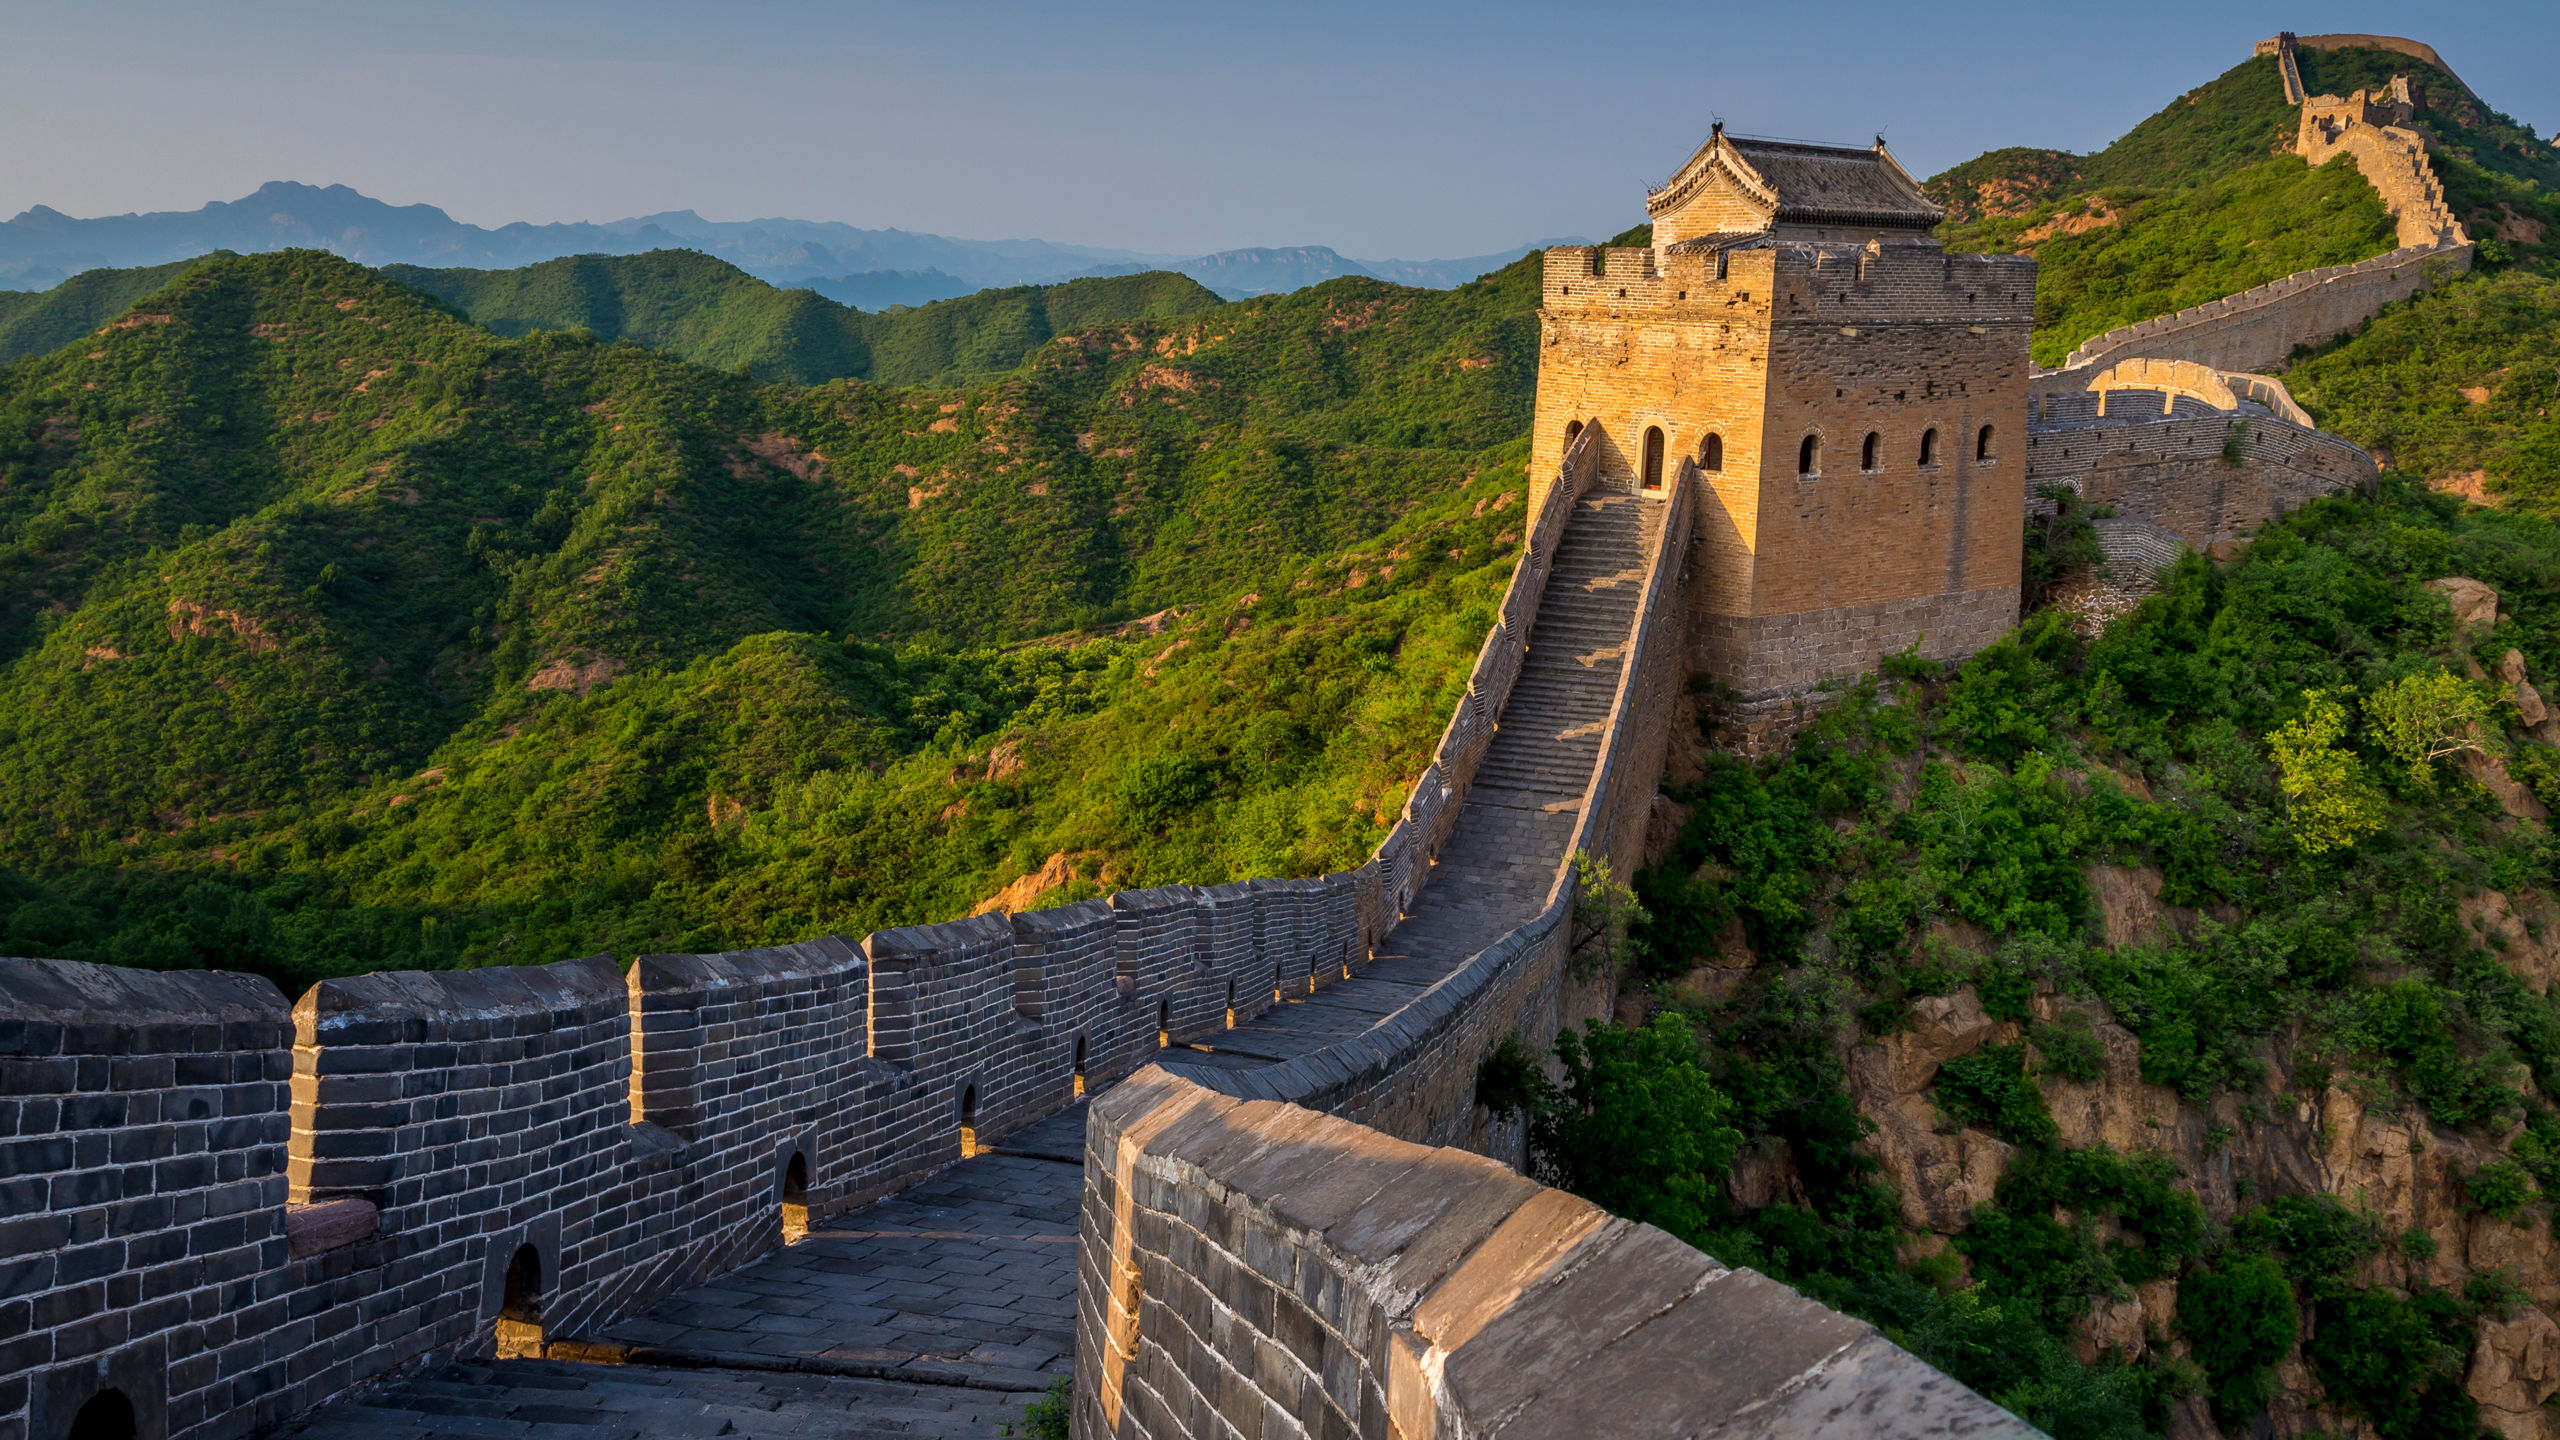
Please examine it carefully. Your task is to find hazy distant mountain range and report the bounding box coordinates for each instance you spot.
[0,181,1583,304]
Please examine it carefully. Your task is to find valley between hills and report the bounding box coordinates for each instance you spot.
[7,36,2560,1440]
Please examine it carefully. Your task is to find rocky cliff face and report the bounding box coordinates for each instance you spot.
[1850,863,2560,1437]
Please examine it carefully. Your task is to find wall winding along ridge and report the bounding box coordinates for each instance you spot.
[2056,35,2473,380]
[2055,244,2469,376]
[1073,452,2032,1436]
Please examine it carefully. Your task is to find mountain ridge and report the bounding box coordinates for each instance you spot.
[0,180,1585,304]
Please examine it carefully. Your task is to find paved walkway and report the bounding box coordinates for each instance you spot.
[1166,492,1660,1084]
[271,1108,1086,1440]
[270,1358,1044,1440]
[269,494,1666,1439]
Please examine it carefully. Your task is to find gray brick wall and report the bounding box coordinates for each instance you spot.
[1075,1069,2039,1440]
[0,851,1385,1440]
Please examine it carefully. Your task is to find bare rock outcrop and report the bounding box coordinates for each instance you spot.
[2470,1307,2560,1440]
[2085,862,2190,950]
[1850,988,2019,1232]
[2427,575,2500,642]
[2461,889,2560,994]
[2034,1000,2183,1155]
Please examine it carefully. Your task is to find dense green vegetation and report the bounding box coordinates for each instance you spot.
[0,257,199,364]
[0,245,1544,988]
[1494,478,2560,1436]
[9,38,2560,1438]
[381,250,1224,386]
[1985,156,2395,368]
[1925,56,2299,223]
[2290,266,2560,511]
[1932,46,2560,366]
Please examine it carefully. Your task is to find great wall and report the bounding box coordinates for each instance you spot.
[0,32,2498,1440]
[2056,30,2473,381]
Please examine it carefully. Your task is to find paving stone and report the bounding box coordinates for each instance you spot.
[276,1360,1041,1440]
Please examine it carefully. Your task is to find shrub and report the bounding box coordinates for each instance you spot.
[1006,1377,1071,1440]
[2176,1254,2298,1425]
[2464,1158,2538,1219]
[2304,1289,2480,1440]
[1474,1030,1545,1122]
[1935,1041,2059,1146]
[1530,1016,1741,1245]
[2365,669,2504,790]
[2032,1011,2106,1083]
[2266,688,2388,853]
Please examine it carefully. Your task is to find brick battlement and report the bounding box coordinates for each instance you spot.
[0,425,1605,1440]
[0,865,1373,1440]
[1539,240,2032,328]
[1531,227,2033,741]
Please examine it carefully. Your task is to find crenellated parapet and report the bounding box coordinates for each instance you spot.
[0,858,1374,1440]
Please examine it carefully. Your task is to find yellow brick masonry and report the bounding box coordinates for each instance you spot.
[1530,236,2034,718]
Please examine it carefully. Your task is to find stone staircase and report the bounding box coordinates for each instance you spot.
[1468,493,1662,806]
[1162,488,1669,1080]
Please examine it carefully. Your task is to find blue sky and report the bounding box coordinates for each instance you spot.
[4,1,2553,259]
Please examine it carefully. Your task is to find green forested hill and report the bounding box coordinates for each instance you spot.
[0,246,1541,983]
[2,250,1225,385]
[379,250,1223,385]
[1930,46,2560,366]
[14,40,2560,1440]
[0,258,200,364]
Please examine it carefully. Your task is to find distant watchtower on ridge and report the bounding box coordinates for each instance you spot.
[1531,127,2037,739]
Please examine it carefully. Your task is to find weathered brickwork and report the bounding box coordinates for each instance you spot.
[0,865,1377,1440]
[0,965,290,1440]
[1528,133,2033,726]
[1074,1069,2034,1440]
[7,123,2109,1440]
[2027,387,2378,556]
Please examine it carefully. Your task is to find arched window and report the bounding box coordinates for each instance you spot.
[1071,1035,1087,1099]
[1918,428,1938,466]
[782,1151,810,1240]
[1860,433,1880,471]
[1226,979,1238,1030]
[1976,424,1996,462]
[68,1390,135,1440]
[1564,419,1584,451]
[1641,427,1665,489]
[1156,999,1171,1049]
[958,1085,979,1158]
[1701,433,1723,472]
[1798,435,1819,476]
[497,1243,544,1358]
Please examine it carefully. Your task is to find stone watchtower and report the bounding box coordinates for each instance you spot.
[1530,127,2037,736]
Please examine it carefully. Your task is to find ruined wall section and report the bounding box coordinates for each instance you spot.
[2027,388,2378,560]
[2299,103,2466,250]
[1073,1068,2033,1440]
